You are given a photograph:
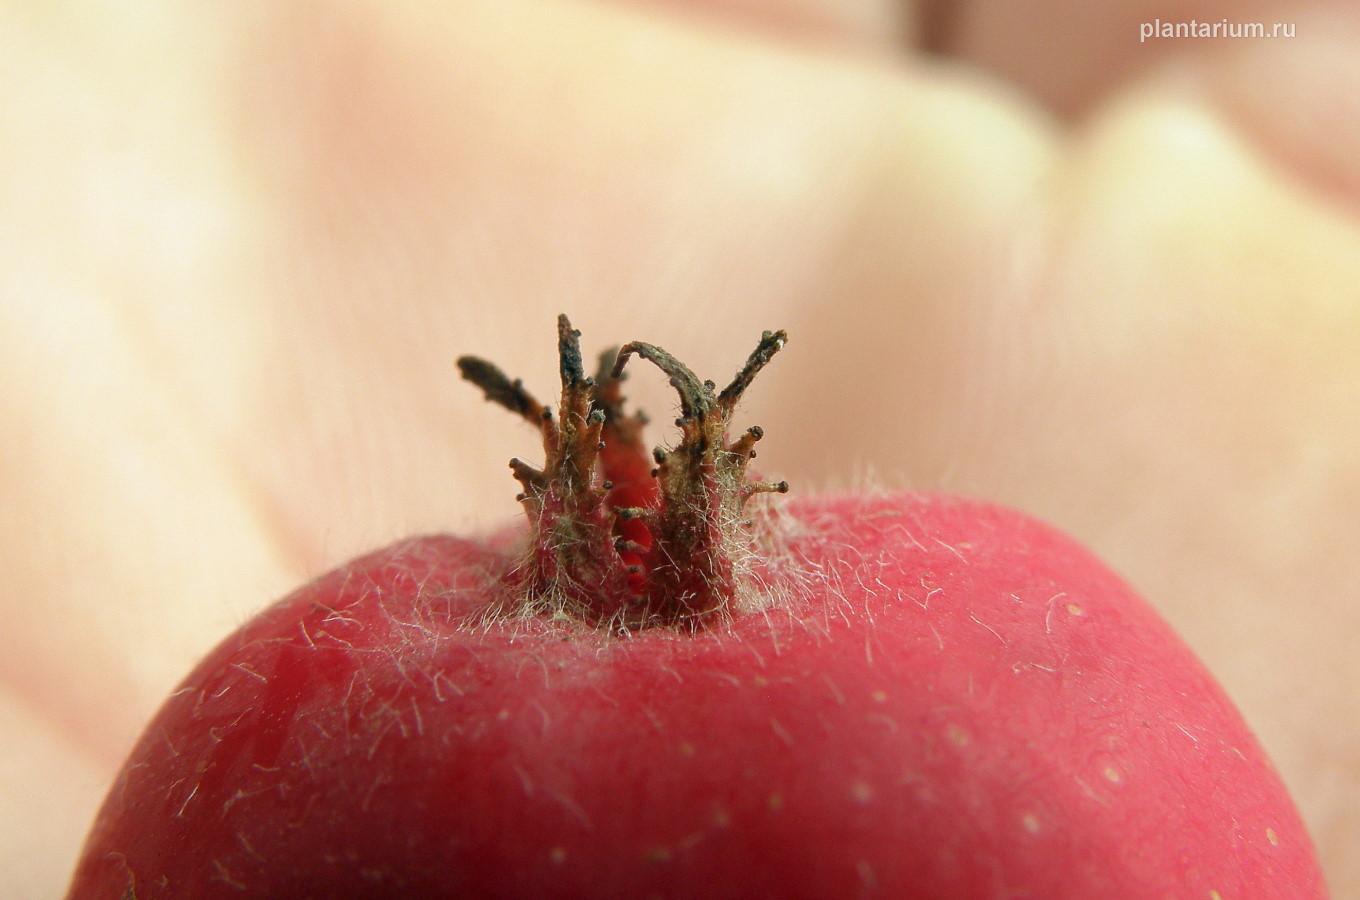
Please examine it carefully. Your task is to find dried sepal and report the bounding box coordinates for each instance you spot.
[717,330,788,414]
[455,357,546,425]
[612,329,788,620]
[461,315,788,628]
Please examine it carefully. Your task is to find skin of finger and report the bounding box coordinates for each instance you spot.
[934,0,1355,117]
[0,0,316,738]
[0,6,317,894]
[595,0,910,49]
[1201,5,1360,218]
[0,691,110,900]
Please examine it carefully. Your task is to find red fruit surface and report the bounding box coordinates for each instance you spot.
[66,491,1326,899]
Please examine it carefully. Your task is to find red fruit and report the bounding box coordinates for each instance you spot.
[68,317,1326,899]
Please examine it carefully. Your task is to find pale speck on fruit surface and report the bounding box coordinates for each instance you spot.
[850,780,874,804]
[870,689,888,703]
[856,859,877,889]
[946,723,970,747]
[767,792,784,811]
[1103,765,1122,783]
[549,847,567,865]
[1268,827,1280,846]
[1021,813,1041,835]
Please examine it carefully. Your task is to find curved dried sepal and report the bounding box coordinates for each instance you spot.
[592,348,647,439]
[612,329,789,621]
[612,341,714,422]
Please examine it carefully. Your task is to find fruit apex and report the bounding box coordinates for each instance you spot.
[457,315,789,629]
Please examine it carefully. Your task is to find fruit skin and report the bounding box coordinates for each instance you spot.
[66,491,1326,899]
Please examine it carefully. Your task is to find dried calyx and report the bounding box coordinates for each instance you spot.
[458,314,788,629]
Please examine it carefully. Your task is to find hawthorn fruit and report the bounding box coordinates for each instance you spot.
[67,316,1327,899]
